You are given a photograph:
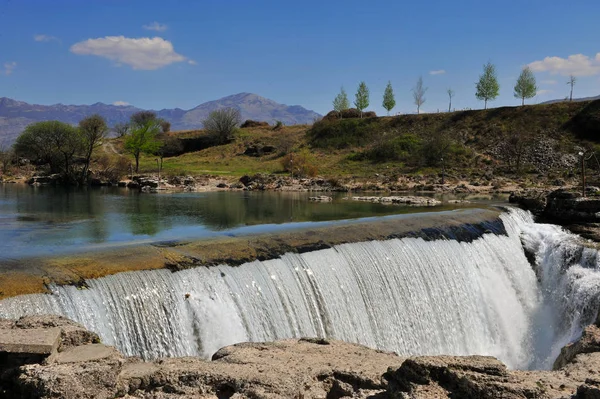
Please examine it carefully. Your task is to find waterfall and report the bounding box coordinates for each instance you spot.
[1,208,599,370]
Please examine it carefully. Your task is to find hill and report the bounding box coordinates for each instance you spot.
[0,94,320,147]
[106,100,598,189]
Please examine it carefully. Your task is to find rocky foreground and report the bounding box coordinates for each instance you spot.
[1,316,600,398]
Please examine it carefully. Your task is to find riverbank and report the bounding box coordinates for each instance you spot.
[1,314,599,398]
[0,208,502,299]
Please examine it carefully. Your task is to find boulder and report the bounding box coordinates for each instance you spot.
[554,324,600,370]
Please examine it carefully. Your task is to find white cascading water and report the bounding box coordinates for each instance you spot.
[0,208,599,370]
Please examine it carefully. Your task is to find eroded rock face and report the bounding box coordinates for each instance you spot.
[3,315,600,398]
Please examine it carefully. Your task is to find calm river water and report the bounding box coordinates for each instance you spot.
[0,183,505,259]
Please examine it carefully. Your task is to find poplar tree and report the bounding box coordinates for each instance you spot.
[447,88,455,112]
[354,81,370,118]
[475,62,500,109]
[514,66,537,105]
[382,81,396,115]
[412,76,427,114]
[332,87,350,119]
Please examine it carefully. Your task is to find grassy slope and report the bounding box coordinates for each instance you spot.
[105,100,600,181]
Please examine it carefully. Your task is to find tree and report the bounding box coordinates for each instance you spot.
[0,146,13,175]
[447,88,455,112]
[475,62,500,109]
[382,81,396,116]
[113,122,129,138]
[124,119,162,173]
[354,81,370,118]
[14,121,81,180]
[79,114,108,182]
[130,111,157,126]
[567,75,576,101]
[513,66,537,105]
[159,120,171,133]
[412,76,427,114]
[332,87,350,118]
[203,108,241,144]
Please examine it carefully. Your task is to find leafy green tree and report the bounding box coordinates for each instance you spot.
[382,81,396,115]
[513,66,537,105]
[354,81,370,118]
[203,108,241,144]
[333,87,350,119]
[14,121,81,179]
[124,119,162,173]
[79,114,108,182]
[412,77,427,114]
[475,62,500,109]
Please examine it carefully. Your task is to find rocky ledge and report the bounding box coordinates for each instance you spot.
[2,315,600,398]
[510,188,600,241]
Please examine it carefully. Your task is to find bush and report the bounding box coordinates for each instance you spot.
[280,149,318,177]
[241,120,269,128]
[322,108,377,121]
[203,108,241,144]
[273,120,284,130]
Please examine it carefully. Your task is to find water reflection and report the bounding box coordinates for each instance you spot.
[0,184,506,259]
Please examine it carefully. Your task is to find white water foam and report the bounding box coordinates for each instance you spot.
[1,208,599,369]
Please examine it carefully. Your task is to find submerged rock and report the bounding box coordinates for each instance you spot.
[351,195,442,206]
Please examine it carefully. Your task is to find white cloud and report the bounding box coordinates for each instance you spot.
[537,89,553,95]
[143,22,168,32]
[188,60,197,65]
[70,36,187,70]
[113,101,130,106]
[2,62,16,75]
[429,69,445,75]
[528,53,600,77]
[34,34,60,43]
[541,79,557,85]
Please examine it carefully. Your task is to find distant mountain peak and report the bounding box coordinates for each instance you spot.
[0,94,321,147]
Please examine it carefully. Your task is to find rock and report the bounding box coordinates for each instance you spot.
[243,144,277,157]
[309,196,332,202]
[216,182,228,188]
[351,196,441,206]
[509,189,548,215]
[554,324,600,370]
[385,355,577,399]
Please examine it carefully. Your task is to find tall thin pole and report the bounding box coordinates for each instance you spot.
[156,158,160,191]
[582,154,586,198]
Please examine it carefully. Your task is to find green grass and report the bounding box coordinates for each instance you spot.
[97,100,600,182]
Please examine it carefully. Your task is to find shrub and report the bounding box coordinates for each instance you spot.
[280,149,318,177]
[203,108,241,144]
[160,120,171,133]
[241,120,269,128]
[273,120,284,130]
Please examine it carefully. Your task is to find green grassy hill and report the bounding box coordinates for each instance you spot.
[114,100,600,184]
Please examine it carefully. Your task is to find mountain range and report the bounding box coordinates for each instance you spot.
[541,95,600,105]
[0,93,321,147]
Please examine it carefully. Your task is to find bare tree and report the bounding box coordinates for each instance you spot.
[203,108,242,144]
[412,76,427,114]
[447,88,455,112]
[79,114,108,183]
[113,122,129,138]
[567,75,576,101]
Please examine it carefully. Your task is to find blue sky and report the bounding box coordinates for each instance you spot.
[1,0,599,116]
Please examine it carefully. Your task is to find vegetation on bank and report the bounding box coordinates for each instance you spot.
[2,99,600,186]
